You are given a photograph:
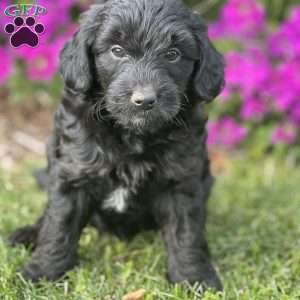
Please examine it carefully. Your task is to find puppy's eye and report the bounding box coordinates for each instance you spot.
[165,48,181,62]
[111,45,127,58]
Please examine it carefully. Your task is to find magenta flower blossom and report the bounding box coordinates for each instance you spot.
[19,39,65,81]
[0,47,13,85]
[35,0,74,40]
[218,85,232,101]
[1,1,81,83]
[271,124,297,145]
[268,6,300,60]
[0,1,81,83]
[207,118,248,148]
[290,105,300,124]
[0,0,11,32]
[225,48,271,99]
[209,0,266,39]
[241,97,268,121]
[270,59,300,112]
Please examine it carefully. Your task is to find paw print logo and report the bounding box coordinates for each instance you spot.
[4,16,45,48]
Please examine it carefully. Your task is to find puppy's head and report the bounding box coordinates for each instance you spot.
[60,0,224,133]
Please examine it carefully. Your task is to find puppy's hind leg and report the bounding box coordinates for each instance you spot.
[34,168,49,190]
[9,167,49,248]
[9,217,43,249]
[20,184,92,282]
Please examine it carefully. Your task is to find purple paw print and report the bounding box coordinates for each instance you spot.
[4,16,45,48]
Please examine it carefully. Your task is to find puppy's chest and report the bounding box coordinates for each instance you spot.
[101,155,157,213]
[101,142,187,213]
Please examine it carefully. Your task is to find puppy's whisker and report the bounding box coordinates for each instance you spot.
[177,116,189,130]
[86,102,100,122]
[90,100,108,122]
[179,92,190,105]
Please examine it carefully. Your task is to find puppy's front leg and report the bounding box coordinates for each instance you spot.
[21,183,91,282]
[155,180,222,292]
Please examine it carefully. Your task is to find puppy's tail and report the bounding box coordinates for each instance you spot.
[34,168,49,190]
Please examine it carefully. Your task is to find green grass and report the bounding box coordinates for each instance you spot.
[0,157,300,300]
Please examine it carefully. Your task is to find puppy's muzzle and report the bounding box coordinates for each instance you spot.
[130,85,157,111]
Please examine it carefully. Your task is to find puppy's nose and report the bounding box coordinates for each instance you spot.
[131,86,157,110]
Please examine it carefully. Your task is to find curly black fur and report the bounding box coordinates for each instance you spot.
[9,0,225,292]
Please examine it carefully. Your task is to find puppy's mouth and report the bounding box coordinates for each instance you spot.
[119,108,169,133]
[105,99,180,133]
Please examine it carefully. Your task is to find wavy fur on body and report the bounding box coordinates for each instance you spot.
[9,0,225,292]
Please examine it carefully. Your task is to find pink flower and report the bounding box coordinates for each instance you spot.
[268,6,300,60]
[271,124,297,145]
[209,0,266,40]
[0,47,13,85]
[207,117,248,148]
[19,38,65,81]
[218,85,232,101]
[225,48,271,98]
[34,0,74,41]
[290,105,300,124]
[241,97,268,121]
[0,0,11,32]
[270,59,300,112]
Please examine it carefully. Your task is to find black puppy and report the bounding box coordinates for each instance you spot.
[9,0,225,291]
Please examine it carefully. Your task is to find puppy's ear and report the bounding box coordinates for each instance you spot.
[60,4,107,92]
[191,17,225,102]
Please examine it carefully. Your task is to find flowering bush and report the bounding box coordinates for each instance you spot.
[0,0,299,155]
[208,0,300,153]
[0,0,84,98]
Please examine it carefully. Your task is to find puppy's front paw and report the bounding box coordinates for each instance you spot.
[21,262,44,282]
[21,261,65,282]
[168,264,222,295]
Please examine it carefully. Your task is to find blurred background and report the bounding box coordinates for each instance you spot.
[0,0,300,170]
[1,2,300,298]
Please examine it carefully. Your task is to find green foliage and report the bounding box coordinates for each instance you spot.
[0,158,300,299]
[186,0,300,22]
[6,60,63,105]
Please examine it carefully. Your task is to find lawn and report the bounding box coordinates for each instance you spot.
[0,157,299,300]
